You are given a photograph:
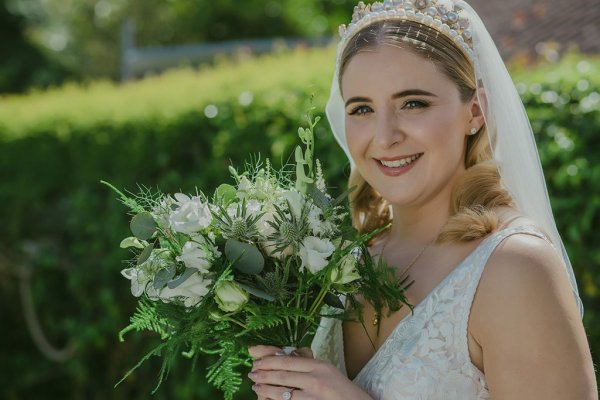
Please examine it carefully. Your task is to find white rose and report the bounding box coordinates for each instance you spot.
[282,190,304,219]
[176,237,212,273]
[169,193,212,234]
[298,236,335,274]
[330,253,361,285]
[214,281,249,312]
[159,272,212,308]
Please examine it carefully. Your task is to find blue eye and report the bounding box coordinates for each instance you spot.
[349,105,373,115]
[403,100,429,110]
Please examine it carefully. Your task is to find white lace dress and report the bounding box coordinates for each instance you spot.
[311,225,549,399]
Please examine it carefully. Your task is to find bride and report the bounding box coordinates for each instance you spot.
[247,0,597,399]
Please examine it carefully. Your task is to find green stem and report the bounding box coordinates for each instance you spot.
[308,282,330,318]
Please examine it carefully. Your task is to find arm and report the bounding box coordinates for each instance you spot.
[248,345,373,400]
[471,234,597,399]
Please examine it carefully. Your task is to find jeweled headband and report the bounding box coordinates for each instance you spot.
[336,0,475,66]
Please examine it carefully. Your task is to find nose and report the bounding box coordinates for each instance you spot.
[372,108,405,148]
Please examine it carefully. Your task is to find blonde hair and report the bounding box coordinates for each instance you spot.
[340,20,513,243]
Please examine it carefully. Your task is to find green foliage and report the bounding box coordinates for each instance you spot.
[8,0,357,83]
[118,300,174,342]
[1,48,599,399]
[0,0,68,93]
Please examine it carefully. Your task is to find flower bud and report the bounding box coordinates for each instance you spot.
[330,253,361,285]
[215,281,249,312]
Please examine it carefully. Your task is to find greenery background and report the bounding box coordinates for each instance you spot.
[1,0,599,398]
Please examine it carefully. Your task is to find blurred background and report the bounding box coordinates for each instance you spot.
[0,0,598,398]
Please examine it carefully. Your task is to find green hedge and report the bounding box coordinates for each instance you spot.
[1,48,598,399]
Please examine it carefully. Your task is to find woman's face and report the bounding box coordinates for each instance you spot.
[341,44,477,208]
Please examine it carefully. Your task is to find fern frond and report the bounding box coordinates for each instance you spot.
[119,300,174,341]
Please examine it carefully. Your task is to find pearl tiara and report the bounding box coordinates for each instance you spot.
[337,0,475,62]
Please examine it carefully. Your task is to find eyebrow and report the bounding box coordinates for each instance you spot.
[344,89,438,107]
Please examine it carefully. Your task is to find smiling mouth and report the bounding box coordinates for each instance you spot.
[377,153,423,168]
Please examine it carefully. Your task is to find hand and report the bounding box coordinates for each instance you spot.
[247,345,372,400]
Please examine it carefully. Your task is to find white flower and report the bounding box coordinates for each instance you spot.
[120,250,168,298]
[176,236,212,273]
[159,272,212,308]
[238,176,252,193]
[214,281,249,312]
[121,267,152,297]
[152,195,176,229]
[282,190,304,219]
[307,204,336,237]
[298,236,335,274]
[246,199,262,216]
[330,252,361,285]
[169,193,212,234]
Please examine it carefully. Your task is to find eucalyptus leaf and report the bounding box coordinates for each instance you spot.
[130,212,157,240]
[215,184,237,204]
[323,292,345,310]
[235,282,275,302]
[137,242,154,266]
[224,239,264,275]
[166,268,197,289]
[153,264,176,289]
[120,236,146,249]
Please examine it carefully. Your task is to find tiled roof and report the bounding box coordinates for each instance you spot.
[468,0,600,60]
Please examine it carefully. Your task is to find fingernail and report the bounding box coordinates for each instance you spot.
[252,384,260,391]
[275,351,285,356]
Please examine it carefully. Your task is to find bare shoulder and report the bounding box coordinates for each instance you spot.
[469,230,597,398]
[473,231,579,336]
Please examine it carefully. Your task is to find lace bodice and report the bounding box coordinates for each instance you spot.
[311,225,549,399]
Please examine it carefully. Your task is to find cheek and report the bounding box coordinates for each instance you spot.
[420,109,466,152]
[344,119,369,159]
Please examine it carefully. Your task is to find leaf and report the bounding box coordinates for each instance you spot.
[215,184,237,204]
[153,264,176,289]
[323,292,345,310]
[137,242,154,265]
[224,239,264,275]
[331,185,357,207]
[307,183,330,209]
[120,236,146,249]
[235,282,275,301]
[295,145,305,163]
[131,212,157,240]
[166,267,197,289]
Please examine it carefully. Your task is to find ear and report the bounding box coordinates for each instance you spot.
[468,88,486,132]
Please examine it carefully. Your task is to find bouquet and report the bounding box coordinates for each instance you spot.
[102,107,413,399]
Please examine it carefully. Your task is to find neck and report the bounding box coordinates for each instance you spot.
[387,187,453,247]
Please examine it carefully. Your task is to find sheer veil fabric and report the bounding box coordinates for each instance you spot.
[325,0,584,318]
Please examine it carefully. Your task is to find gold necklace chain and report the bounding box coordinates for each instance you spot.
[372,233,435,327]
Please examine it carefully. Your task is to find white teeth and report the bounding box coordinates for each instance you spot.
[380,154,421,168]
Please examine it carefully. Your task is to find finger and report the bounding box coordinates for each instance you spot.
[252,384,306,400]
[249,368,313,390]
[248,345,282,360]
[292,347,314,358]
[253,354,322,373]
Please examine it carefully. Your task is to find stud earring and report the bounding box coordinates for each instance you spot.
[468,127,478,135]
